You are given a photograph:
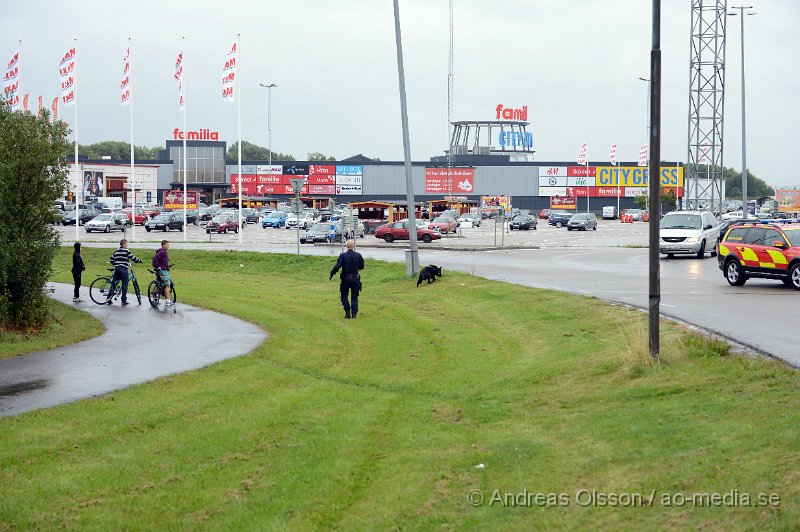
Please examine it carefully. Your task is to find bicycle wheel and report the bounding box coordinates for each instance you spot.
[147,280,160,308]
[169,283,177,304]
[90,276,114,305]
[133,279,142,305]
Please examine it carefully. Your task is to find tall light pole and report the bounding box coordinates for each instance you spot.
[728,6,756,216]
[259,83,277,165]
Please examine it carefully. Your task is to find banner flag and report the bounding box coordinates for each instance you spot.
[59,47,76,107]
[51,97,58,121]
[609,143,618,166]
[174,51,184,111]
[121,47,131,106]
[221,42,237,102]
[577,142,588,165]
[638,144,648,167]
[3,50,20,111]
[22,93,28,112]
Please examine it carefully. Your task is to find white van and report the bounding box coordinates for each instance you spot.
[602,206,618,220]
[96,197,123,210]
[659,210,720,259]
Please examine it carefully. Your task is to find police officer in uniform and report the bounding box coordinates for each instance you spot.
[330,239,364,319]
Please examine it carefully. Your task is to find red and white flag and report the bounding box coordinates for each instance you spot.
[698,142,710,165]
[638,144,648,167]
[37,95,43,117]
[59,47,76,107]
[174,51,184,111]
[121,47,131,106]
[22,93,29,112]
[51,97,58,121]
[577,142,588,165]
[221,42,237,103]
[609,143,618,166]
[3,50,20,111]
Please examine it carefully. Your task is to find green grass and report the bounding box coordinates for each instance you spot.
[1,246,798,529]
[0,299,104,360]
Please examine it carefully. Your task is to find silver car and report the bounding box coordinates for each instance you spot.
[659,211,720,259]
[567,213,597,231]
[85,212,130,233]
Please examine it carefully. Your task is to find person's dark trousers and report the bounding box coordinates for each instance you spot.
[110,267,129,303]
[340,277,359,317]
[72,271,81,299]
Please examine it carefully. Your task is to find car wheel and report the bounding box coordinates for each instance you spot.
[422,234,433,243]
[146,227,151,232]
[533,226,537,230]
[725,259,747,286]
[384,234,395,243]
[696,240,706,259]
[567,227,572,231]
[592,225,597,230]
[710,240,718,256]
[555,222,563,228]
[790,263,800,291]
[104,225,110,233]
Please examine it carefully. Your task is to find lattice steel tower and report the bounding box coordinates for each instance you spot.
[686,0,728,211]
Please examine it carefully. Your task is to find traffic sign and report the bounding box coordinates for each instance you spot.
[289,178,306,194]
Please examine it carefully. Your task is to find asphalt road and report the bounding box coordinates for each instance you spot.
[65,219,799,367]
[0,283,266,417]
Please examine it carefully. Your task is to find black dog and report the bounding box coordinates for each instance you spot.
[417,265,443,287]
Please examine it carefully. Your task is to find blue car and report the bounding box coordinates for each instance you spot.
[262,211,288,228]
[547,211,573,228]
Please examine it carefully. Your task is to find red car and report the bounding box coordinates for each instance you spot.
[121,207,148,225]
[375,221,441,243]
[427,216,458,234]
[539,209,551,219]
[205,214,241,234]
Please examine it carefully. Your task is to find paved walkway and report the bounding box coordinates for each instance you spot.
[0,283,266,417]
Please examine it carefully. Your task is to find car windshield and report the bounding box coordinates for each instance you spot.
[512,215,526,221]
[571,214,588,220]
[310,224,329,232]
[784,229,800,247]
[94,214,111,221]
[628,209,642,214]
[154,214,171,221]
[432,217,450,223]
[211,215,228,222]
[660,214,701,230]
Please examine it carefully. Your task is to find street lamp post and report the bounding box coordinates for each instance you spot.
[728,6,756,217]
[259,83,277,166]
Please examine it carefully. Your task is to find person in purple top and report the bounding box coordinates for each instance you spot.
[152,240,173,306]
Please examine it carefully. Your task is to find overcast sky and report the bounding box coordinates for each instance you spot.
[3,0,798,187]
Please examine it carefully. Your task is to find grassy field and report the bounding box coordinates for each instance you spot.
[0,246,798,529]
[0,299,104,360]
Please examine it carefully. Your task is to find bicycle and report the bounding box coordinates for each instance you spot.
[147,269,177,308]
[89,264,142,305]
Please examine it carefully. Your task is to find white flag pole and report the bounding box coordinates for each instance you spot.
[74,38,79,242]
[585,142,589,213]
[237,33,242,244]
[182,37,187,242]
[129,38,135,242]
[616,159,620,217]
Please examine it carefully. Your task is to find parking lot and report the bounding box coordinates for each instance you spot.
[55,216,651,250]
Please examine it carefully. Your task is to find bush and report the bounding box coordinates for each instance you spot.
[0,102,71,330]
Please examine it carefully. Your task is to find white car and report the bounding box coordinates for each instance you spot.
[720,210,744,221]
[286,212,315,230]
[458,213,481,227]
[659,211,720,259]
[85,212,130,233]
[399,218,431,230]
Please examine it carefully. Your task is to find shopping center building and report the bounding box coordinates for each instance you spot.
[65,111,684,213]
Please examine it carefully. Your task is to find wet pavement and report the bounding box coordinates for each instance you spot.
[0,283,266,417]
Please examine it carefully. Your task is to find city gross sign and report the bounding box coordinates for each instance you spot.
[595,166,683,187]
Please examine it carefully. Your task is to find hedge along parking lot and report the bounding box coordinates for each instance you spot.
[1,246,799,529]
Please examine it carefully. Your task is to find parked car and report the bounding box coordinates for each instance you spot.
[509,214,538,230]
[340,215,366,238]
[718,222,800,289]
[121,207,148,225]
[301,223,341,244]
[428,216,458,234]
[145,213,184,232]
[143,205,163,218]
[85,212,130,233]
[567,213,598,231]
[602,206,618,220]
[198,206,220,221]
[286,212,315,230]
[166,209,199,225]
[375,221,442,243]
[439,209,461,224]
[241,208,260,224]
[205,214,241,234]
[262,211,288,228]
[659,210,720,259]
[399,218,431,231]
[548,211,573,228]
[539,209,551,219]
[624,208,643,221]
[62,207,100,226]
[458,213,481,227]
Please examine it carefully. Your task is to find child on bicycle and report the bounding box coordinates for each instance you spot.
[153,240,173,306]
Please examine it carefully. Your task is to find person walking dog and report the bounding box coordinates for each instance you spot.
[330,239,364,319]
[71,242,85,302]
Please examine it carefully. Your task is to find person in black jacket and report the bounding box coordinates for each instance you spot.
[72,242,86,302]
[330,239,364,319]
